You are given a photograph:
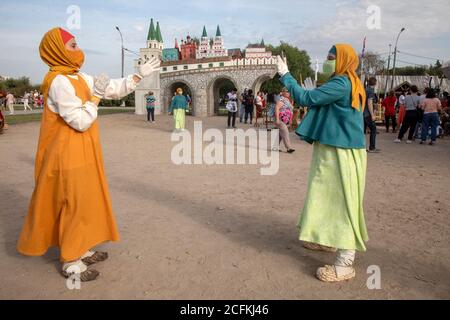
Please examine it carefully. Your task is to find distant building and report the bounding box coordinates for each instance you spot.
[245,39,272,59]
[162,48,179,62]
[138,18,164,66]
[228,48,243,59]
[196,25,227,59]
[180,35,197,60]
[369,75,450,94]
[134,18,163,116]
[162,39,180,62]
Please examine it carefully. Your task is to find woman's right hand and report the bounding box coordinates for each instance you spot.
[93,73,110,99]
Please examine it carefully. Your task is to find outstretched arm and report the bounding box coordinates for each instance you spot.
[95,57,160,100]
[280,73,347,107]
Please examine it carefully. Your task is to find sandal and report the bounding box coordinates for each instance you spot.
[81,251,108,266]
[303,241,337,252]
[316,265,355,282]
[61,268,100,282]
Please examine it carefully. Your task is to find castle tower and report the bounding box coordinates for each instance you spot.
[142,18,163,62]
[135,18,163,115]
[197,25,210,59]
[212,25,226,57]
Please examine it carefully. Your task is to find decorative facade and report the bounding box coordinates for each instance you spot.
[134,18,278,117]
[244,39,272,59]
[180,35,197,60]
[196,25,227,59]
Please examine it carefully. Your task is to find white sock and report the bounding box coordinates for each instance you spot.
[81,250,95,259]
[334,249,356,277]
[62,259,87,274]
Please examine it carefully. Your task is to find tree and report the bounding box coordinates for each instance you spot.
[428,60,443,77]
[390,65,427,76]
[359,51,385,75]
[0,76,36,96]
[261,42,314,94]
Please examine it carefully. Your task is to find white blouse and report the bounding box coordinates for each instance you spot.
[47,73,137,132]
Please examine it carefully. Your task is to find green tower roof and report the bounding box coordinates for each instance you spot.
[147,18,156,40]
[215,25,221,37]
[156,21,163,42]
[261,38,265,46]
[202,26,207,38]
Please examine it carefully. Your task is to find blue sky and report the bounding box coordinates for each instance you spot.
[1,0,449,84]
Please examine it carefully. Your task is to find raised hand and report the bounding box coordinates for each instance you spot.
[136,57,161,79]
[276,55,289,76]
[93,73,110,98]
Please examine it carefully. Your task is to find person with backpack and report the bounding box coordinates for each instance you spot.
[244,89,254,124]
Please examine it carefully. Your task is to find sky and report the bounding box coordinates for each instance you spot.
[0,0,449,84]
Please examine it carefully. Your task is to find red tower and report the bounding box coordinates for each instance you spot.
[180,35,197,61]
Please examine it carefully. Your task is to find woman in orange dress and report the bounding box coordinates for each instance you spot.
[17,27,160,281]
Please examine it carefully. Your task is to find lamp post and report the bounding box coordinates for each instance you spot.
[115,26,125,107]
[383,44,392,97]
[390,27,406,91]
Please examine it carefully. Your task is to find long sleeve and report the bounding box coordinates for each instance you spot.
[48,75,97,132]
[79,73,138,100]
[103,75,138,99]
[168,99,174,113]
[280,72,347,107]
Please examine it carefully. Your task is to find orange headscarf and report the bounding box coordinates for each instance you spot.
[39,27,85,98]
[334,44,366,111]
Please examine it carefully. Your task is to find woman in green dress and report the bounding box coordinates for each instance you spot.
[276,44,368,282]
[169,88,189,130]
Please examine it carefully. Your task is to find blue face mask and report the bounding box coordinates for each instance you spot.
[322,59,336,77]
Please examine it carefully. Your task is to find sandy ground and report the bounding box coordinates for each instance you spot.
[0,113,449,300]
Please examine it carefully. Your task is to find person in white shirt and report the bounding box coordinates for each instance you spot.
[225,88,238,128]
[5,92,14,115]
[23,92,32,111]
[17,27,160,282]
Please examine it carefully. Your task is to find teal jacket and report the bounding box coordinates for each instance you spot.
[169,95,188,113]
[280,73,365,149]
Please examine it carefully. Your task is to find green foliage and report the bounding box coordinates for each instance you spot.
[316,72,331,85]
[261,42,314,94]
[0,77,37,96]
[100,92,135,107]
[428,60,443,77]
[382,60,443,76]
[4,108,133,125]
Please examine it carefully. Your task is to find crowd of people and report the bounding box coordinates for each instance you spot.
[0,90,44,116]
[6,26,450,287]
[222,87,296,153]
[363,79,449,150]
